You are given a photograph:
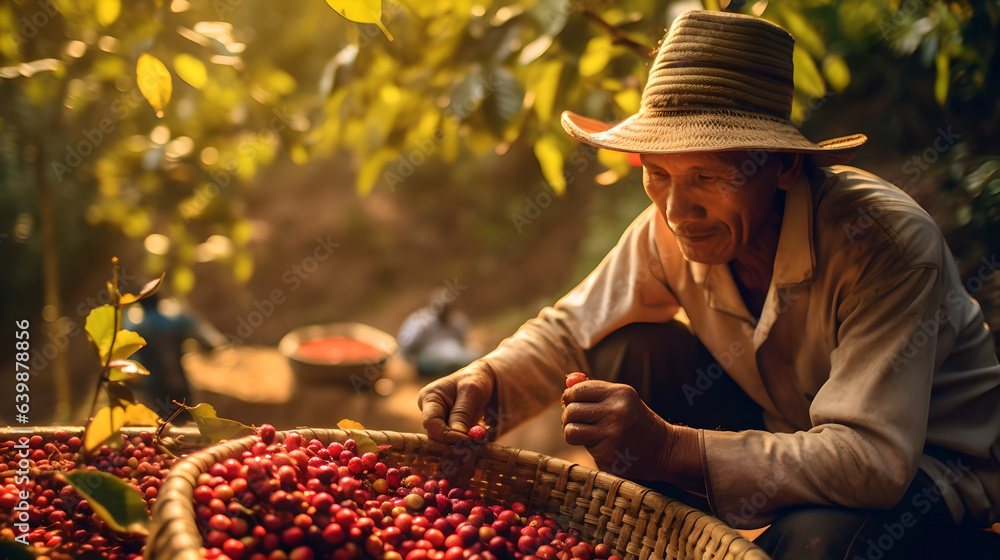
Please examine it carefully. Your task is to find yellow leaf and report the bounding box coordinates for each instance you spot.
[95,0,120,27]
[356,147,399,195]
[531,61,563,123]
[614,88,641,115]
[579,35,612,78]
[137,54,172,117]
[173,53,207,89]
[792,46,825,99]
[598,148,631,178]
[822,54,851,93]
[325,0,393,41]
[108,360,150,382]
[85,406,126,452]
[122,402,160,425]
[534,134,566,195]
[337,419,366,430]
[934,51,949,105]
[172,265,194,295]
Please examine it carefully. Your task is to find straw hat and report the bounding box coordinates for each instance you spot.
[560,10,866,166]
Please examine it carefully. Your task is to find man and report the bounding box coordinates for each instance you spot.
[418,10,1000,559]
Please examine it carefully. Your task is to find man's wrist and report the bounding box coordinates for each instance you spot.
[655,423,706,494]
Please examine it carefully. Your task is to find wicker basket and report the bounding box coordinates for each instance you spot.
[0,425,207,451]
[148,429,769,560]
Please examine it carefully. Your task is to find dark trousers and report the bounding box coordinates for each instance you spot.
[583,321,991,560]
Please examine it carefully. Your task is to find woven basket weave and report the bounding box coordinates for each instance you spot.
[148,429,769,560]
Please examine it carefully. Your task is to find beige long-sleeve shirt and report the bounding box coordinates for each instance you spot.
[482,165,1000,528]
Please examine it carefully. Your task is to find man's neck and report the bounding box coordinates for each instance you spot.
[730,191,785,318]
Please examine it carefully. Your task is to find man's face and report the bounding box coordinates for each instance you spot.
[640,151,782,265]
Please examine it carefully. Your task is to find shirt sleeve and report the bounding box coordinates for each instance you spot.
[704,250,945,528]
[480,207,683,433]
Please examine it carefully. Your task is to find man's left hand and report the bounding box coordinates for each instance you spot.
[561,379,673,481]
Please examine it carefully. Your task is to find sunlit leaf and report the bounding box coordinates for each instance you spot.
[136,54,172,117]
[775,7,825,58]
[325,0,393,41]
[120,273,165,305]
[173,53,207,89]
[108,359,151,381]
[614,88,641,115]
[357,147,400,195]
[534,134,566,195]
[792,46,825,99]
[172,265,194,295]
[95,0,120,27]
[85,305,119,364]
[822,54,851,93]
[934,51,949,105]
[530,61,563,123]
[187,403,254,443]
[62,470,150,535]
[337,419,366,430]
[86,406,126,452]
[122,402,161,425]
[579,35,613,78]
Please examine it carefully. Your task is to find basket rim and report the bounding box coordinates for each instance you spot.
[146,428,769,560]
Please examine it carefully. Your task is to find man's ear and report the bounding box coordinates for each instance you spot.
[775,153,805,191]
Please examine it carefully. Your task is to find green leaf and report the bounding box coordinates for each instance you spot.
[95,0,120,27]
[934,51,949,105]
[822,54,851,93]
[341,429,378,455]
[62,470,150,535]
[137,53,172,117]
[792,45,826,99]
[187,403,254,443]
[325,0,393,41]
[108,359,151,381]
[120,273,165,305]
[534,134,566,195]
[0,539,36,560]
[172,53,207,89]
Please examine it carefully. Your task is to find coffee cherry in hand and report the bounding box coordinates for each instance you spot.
[467,425,487,442]
[565,372,589,388]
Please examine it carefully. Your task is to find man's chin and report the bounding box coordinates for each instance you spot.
[677,243,732,265]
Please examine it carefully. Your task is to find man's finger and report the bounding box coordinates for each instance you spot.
[421,394,458,442]
[563,421,602,447]
[562,379,616,403]
[447,389,483,435]
[561,401,609,426]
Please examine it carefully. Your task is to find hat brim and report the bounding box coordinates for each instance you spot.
[561,109,866,167]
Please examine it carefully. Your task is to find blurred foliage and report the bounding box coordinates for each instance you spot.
[0,0,997,302]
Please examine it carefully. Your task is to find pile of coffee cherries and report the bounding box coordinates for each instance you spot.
[0,431,173,559]
[194,425,622,560]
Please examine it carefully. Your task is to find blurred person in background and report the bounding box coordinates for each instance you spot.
[417,10,1000,559]
[123,293,226,415]
[397,287,481,378]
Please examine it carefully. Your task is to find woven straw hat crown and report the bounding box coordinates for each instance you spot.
[561,10,866,165]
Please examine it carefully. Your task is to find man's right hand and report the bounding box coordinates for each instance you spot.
[417,362,495,444]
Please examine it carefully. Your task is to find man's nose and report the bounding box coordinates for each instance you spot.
[665,182,706,224]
